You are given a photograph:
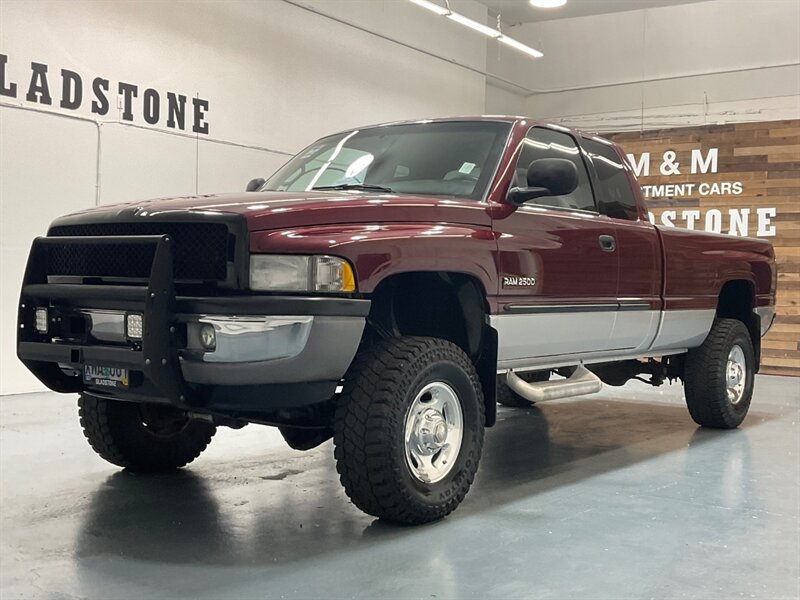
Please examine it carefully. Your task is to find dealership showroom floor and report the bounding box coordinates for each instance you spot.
[1,377,798,599]
[2,0,800,599]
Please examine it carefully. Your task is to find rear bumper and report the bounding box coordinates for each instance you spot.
[17,234,368,413]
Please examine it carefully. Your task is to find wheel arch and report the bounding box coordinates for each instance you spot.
[716,278,761,371]
[365,270,498,426]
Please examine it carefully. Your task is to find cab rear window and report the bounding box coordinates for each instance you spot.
[582,137,640,221]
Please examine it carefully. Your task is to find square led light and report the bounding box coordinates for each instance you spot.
[34,307,48,333]
[126,313,143,340]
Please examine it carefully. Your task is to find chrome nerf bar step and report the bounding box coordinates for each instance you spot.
[506,365,602,403]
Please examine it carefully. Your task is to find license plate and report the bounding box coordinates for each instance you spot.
[84,365,129,388]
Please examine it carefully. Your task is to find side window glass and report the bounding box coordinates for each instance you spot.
[514,127,596,212]
[582,137,640,221]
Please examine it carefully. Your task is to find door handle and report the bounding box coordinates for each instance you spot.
[598,235,616,252]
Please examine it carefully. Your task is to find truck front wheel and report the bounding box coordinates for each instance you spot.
[78,395,216,472]
[684,318,755,429]
[333,336,485,524]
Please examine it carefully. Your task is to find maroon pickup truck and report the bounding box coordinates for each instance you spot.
[18,117,776,524]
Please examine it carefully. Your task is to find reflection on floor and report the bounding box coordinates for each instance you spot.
[1,375,798,599]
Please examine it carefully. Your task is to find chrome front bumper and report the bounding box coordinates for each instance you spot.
[79,310,366,387]
[179,314,365,386]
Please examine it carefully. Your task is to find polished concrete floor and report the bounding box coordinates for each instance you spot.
[1,375,798,599]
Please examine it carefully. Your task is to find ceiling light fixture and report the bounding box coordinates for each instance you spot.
[408,0,449,16]
[407,0,543,58]
[446,11,502,38]
[498,35,544,58]
[530,0,567,8]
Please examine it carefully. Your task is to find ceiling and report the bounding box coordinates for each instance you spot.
[477,0,710,25]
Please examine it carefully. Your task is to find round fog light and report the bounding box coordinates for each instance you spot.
[199,324,216,350]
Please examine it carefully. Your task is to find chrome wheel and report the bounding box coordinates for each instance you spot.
[726,344,747,405]
[404,381,464,484]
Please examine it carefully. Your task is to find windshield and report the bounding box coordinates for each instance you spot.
[262,121,511,201]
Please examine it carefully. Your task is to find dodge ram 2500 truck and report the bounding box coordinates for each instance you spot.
[18,117,776,524]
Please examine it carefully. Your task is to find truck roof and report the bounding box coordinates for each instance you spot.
[325,115,614,146]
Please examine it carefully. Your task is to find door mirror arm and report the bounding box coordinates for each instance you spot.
[506,186,553,206]
[506,158,579,206]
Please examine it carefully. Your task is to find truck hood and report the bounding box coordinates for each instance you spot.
[54,191,493,231]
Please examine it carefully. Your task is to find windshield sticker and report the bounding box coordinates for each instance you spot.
[459,162,476,175]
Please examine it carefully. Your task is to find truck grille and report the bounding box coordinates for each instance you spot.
[47,222,231,281]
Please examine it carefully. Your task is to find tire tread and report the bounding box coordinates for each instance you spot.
[333,336,484,524]
[684,318,754,429]
[78,395,216,471]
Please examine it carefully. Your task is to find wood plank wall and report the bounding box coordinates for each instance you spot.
[607,120,799,377]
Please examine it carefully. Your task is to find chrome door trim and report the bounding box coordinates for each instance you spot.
[503,303,618,314]
[503,302,651,314]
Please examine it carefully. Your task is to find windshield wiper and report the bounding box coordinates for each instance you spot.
[312,183,393,193]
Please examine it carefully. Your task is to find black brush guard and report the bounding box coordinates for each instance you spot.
[17,234,192,407]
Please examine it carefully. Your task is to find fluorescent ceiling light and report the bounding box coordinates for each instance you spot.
[530,0,567,8]
[446,11,502,38]
[408,0,449,16]
[407,0,544,58]
[498,35,544,58]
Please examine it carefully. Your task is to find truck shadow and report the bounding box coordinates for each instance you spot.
[74,398,771,568]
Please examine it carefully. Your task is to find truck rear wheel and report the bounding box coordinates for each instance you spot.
[684,318,755,429]
[333,336,484,524]
[78,395,216,472]
[496,371,550,407]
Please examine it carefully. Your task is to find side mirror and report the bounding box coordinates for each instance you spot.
[507,158,579,205]
[246,177,266,192]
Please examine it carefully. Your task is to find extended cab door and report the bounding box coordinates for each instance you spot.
[580,136,662,353]
[492,126,619,367]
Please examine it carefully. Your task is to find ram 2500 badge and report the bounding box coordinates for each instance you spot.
[18,117,776,524]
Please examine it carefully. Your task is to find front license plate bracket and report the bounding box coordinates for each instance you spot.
[84,365,129,388]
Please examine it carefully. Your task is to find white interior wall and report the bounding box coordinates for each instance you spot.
[0,0,489,394]
[485,83,527,117]
[485,0,800,131]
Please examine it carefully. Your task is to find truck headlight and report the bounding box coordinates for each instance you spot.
[249,255,356,293]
